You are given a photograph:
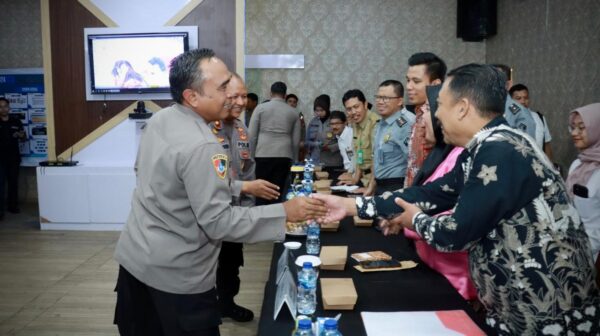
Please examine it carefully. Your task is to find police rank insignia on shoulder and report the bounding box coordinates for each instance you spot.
[211,154,228,179]
[509,103,521,115]
[397,117,407,127]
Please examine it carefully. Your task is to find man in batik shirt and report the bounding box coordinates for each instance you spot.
[404,52,447,187]
[315,64,600,335]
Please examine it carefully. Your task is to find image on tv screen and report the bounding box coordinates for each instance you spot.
[89,33,187,93]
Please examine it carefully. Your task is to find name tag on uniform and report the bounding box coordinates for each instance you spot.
[237,141,249,149]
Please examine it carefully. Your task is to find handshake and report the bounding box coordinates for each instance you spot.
[281,193,420,236]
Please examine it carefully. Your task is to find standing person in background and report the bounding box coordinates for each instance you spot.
[329,111,354,176]
[113,49,327,336]
[305,94,342,172]
[492,64,537,140]
[362,80,414,196]
[405,52,446,187]
[248,82,301,205]
[210,74,280,322]
[509,83,554,160]
[286,93,306,161]
[0,97,26,219]
[244,93,258,127]
[337,89,379,187]
[567,103,600,287]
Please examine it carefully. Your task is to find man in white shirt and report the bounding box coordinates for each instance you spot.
[509,83,553,160]
[329,111,354,174]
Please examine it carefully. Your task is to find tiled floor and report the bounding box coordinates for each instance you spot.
[0,203,272,336]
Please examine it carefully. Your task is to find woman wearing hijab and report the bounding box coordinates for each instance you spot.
[403,85,478,301]
[305,94,342,172]
[567,103,600,285]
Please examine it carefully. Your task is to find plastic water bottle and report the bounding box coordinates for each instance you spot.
[294,318,314,336]
[297,262,317,315]
[320,319,342,336]
[306,221,320,255]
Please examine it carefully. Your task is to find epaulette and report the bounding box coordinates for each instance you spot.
[508,103,521,115]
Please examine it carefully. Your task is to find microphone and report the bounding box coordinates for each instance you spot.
[135,101,146,113]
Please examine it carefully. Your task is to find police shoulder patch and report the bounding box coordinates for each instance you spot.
[211,154,228,179]
[509,103,521,115]
[397,117,407,127]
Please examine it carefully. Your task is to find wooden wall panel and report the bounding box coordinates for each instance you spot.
[49,0,235,156]
[179,0,236,71]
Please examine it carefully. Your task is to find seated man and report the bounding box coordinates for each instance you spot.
[315,64,599,335]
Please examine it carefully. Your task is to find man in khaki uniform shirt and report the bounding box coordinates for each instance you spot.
[113,49,326,336]
[338,89,380,187]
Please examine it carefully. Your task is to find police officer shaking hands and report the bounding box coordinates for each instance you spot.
[113,49,327,336]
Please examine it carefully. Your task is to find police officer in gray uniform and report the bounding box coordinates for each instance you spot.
[492,64,536,139]
[364,80,415,196]
[113,49,327,336]
[210,74,280,322]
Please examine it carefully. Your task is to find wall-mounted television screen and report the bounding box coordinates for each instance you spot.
[84,26,198,101]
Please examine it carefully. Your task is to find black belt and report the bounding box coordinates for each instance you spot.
[375,177,405,186]
[362,168,372,175]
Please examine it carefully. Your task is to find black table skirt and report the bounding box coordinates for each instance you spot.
[257,216,496,336]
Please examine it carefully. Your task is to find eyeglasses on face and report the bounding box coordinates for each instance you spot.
[374,95,400,103]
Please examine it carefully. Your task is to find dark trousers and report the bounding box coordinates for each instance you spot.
[114,266,221,336]
[0,159,20,214]
[216,242,243,305]
[254,157,292,205]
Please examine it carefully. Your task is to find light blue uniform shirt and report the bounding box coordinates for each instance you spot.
[373,108,415,179]
[504,95,536,139]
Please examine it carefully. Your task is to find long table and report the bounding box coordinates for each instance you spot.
[257,216,495,335]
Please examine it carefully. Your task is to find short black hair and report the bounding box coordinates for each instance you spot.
[509,83,529,96]
[408,52,447,82]
[0,97,9,105]
[342,89,366,105]
[491,64,512,82]
[271,81,287,96]
[169,48,216,104]
[329,110,346,123]
[247,93,258,102]
[446,63,507,118]
[286,93,298,101]
[379,79,404,98]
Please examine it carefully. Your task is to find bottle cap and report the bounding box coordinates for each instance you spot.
[324,318,337,329]
[298,318,312,329]
[303,261,313,269]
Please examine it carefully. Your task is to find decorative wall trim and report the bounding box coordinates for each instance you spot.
[235,0,245,77]
[57,100,162,160]
[40,0,56,159]
[77,0,118,27]
[164,0,205,26]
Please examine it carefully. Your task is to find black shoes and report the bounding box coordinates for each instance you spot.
[220,302,254,322]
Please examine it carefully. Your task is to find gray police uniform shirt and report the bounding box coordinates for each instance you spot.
[248,97,300,161]
[503,95,536,140]
[210,118,255,207]
[373,108,415,179]
[305,117,343,167]
[114,104,286,295]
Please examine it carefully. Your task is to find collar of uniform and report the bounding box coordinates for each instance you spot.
[381,109,404,126]
[175,103,207,124]
[270,97,285,103]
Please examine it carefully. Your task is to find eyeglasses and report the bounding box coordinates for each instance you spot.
[568,124,586,133]
[374,95,401,103]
